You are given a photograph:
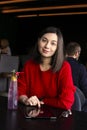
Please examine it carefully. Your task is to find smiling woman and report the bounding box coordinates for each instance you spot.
[18,26,76,110]
[38,33,57,58]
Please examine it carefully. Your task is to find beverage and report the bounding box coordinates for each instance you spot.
[8,71,18,110]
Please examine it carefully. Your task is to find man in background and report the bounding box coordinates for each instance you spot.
[0,38,11,55]
[65,41,87,98]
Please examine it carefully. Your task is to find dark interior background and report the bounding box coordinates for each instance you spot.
[0,13,87,65]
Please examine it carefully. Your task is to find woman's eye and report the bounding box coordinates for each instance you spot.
[42,38,47,42]
[51,42,57,46]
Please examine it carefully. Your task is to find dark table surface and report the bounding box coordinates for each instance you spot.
[0,96,87,130]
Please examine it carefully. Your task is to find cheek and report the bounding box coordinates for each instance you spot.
[38,42,45,51]
[52,46,57,53]
[38,41,42,48]
[38,43,43,53]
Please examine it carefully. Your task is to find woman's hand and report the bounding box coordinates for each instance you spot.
[19,95,44,107]
[24,96,44,108]
[27,108,43,117]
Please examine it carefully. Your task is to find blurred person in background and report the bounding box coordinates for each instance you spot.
[0,38,11,55]
[65,41,87,98]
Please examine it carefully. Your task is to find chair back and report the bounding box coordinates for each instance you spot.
[0,54,19,72]
[72,87,86,111]
[0,54,19,92]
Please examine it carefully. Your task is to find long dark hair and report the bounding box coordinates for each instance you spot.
[32,26,65,72]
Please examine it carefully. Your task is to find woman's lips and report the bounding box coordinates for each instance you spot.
[43,49,50,53]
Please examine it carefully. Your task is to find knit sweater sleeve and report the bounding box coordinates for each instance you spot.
[43,61,76,110]
[18,60,31,97]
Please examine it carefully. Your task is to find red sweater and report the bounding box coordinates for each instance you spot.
[18,60,76,110]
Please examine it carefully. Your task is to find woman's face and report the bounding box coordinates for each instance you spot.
[38,33,58,58]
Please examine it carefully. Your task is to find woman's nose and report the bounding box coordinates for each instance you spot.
[45,42,50,48]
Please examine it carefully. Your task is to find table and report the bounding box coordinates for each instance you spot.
[0,96,87,130]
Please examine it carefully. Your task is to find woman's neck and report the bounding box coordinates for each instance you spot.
[40,57,51,71]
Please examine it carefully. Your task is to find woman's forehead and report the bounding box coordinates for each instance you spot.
[42,33,58,41]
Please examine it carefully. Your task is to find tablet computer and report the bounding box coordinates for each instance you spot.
[24,105,57,120]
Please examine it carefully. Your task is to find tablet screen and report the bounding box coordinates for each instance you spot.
[24,106,57,120]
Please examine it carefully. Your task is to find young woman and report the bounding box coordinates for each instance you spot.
[18,26,76,110]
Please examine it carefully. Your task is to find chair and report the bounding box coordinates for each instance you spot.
[0,54,19,96]
[0,54,19,72]
[72,87,86,111]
